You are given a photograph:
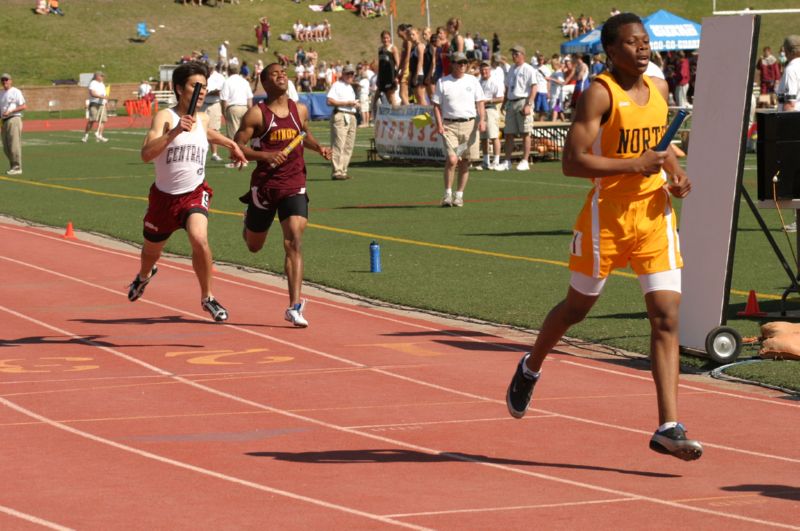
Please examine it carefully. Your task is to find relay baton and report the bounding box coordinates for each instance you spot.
[186,82,202,116]
[270,131,307,168]
[655,109,688,152]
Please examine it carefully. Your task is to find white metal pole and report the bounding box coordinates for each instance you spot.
[426,0,431,28]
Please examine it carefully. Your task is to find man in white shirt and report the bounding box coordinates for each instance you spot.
[202,65,226,161]
[534,53,551,121]
[777,35,800,112]
[478,60,504,170]
[326,64,359,180]
[497,45,536,171]
[82,71,110,143]
[218,41,229,71]
[0,73,27,175]
[432,51,486,207]
[220,64,253,141]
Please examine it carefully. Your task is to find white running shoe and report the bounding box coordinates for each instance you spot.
[453,195,464,207]
[494,160,511,172]
[441,192,453,207]
[7,167,22,175]
[516,160,530,171]
[95,134,109,143]
[81,135,89,143]
[210,153,223,162]
[285,299,309,327]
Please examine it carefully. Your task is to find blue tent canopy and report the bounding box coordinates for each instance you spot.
[643,9,701,52]
[559,10,701,56]
[560,29,603,56]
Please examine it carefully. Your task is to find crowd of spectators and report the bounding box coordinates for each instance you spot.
[293,19,332,42]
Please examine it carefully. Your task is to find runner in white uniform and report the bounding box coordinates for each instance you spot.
[127,62,247,322]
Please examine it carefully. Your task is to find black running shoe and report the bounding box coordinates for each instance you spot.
[201,297,229,322]
[506,353,538,419]
[649,423,703,461]
[128,265,158,302]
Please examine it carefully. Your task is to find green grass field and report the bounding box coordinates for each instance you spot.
[3,0,800,86]
[2,123,799,391]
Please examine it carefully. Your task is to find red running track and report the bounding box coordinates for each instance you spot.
[1,220,799,530]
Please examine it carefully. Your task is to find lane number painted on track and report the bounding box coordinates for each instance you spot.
[165,348,293,366]
[0,356,99,374]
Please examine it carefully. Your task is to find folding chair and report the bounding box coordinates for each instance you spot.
[136,22,150,40]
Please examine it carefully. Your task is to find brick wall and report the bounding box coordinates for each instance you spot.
[20,83,146,112]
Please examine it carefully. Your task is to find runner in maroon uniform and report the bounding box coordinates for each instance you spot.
[235,63,331,327]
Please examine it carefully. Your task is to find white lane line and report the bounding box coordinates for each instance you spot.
[6,224,792,411]
[0,395,428,531]
[1,305,799,528]
[0,504,74,531]
[384,496,638,518]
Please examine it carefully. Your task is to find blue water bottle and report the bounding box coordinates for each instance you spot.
[369,241,382,273]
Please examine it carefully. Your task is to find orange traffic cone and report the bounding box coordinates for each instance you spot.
[737,290,766,317]
[62,221,77,240]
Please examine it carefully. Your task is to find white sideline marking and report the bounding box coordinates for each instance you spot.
[0,504,74,531]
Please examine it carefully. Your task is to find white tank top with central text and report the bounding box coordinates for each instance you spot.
[154,109,209,195]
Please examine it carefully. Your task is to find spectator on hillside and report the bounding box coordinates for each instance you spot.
[533,54,550,121]
[464,32,475,60]
[274,50,291,67]
[49,0,64,15]
[252,59,264,91]
[446,17,464,55]
[35,0,49,15]
[492,33,500,55]
[257,16,270,53]
[293,20,306,41]
[0,73,27,175]
[218,41,229,71]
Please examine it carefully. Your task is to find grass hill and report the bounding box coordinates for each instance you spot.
[3,0,799,86]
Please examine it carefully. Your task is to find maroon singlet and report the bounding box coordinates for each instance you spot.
[250,99,306,190]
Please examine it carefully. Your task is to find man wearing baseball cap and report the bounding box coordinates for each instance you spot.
[496,45,537,171]
[326,63,359,180]
[0,73,27,175]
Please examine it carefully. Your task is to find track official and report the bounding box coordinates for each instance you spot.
[0,73,26,175]
[326,64,358,180]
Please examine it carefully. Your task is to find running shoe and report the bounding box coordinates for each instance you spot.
[441,192,453,207]
[506,352,538,419]
[516,160,530,171]
[649,423,703,461]
[202,297,229,322]
[494,160,511,172]
[210,153,223,162]
[453,195,464,207]
[127,265,158,302]
[285,299,309,327]
[7,167,22,175]
[95,134,109,143]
